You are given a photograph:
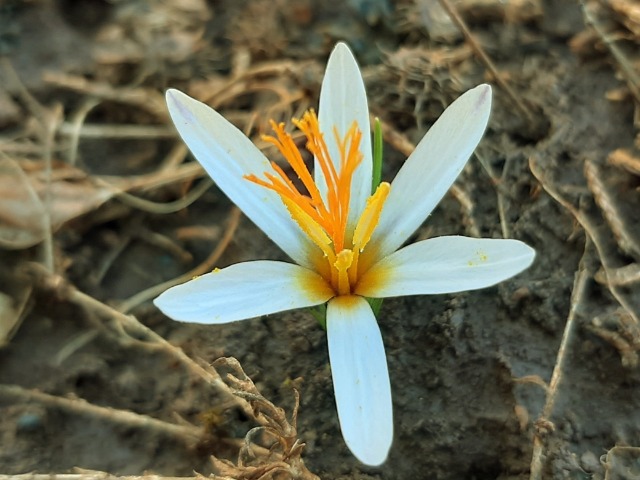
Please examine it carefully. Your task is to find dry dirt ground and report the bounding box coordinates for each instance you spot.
[1,0,640,479]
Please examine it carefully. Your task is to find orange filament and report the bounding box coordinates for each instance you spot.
[245,110,389,295]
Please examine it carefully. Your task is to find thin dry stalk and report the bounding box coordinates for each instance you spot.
[40,104,63,271]
[42,72,167,119]
[111,178,214,215]
[0,473,212,480]
[589,307,640,367]
[1,56,59,270]
[117,206,241,313]
[0,57,48,120]
[584,159,640,258]
[608,148,640,175]
[0,384,203,444]
[529,241,592,480]
[581,1,640,104]
[529,156,639,325]
[65,98,101,165]
[475,150,513,239]
[106,162,204,192]
[595,263,640,286]
[200,60,304,106]
[58,123,176,139]
[21,261,257,423]
[438,0,534,123]
[136,229,193,264]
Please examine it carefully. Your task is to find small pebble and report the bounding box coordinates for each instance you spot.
[580,451,600,473]
[16,412,43,433]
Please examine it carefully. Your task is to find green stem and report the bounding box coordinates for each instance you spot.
[309,304,327,330]
[367,297,384,317]
[372,117,383,193]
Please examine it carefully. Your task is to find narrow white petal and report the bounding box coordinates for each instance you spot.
[318,43,373,226]
[166,89,314,267]
[326,296,393,466]
[371,85,492,258]
[154,261,333,324]
[356,236,535,298]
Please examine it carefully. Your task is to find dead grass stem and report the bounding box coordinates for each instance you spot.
[0,384,204,444]
[528,241,592,480]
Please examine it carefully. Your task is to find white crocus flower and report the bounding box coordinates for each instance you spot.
[155,43,535,466]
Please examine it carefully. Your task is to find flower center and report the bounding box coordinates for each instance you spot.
[245,110,389,296]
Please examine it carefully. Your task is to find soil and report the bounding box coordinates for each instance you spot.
[1,0,640,479]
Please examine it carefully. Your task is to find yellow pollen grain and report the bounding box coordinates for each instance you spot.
[468,251,488,267]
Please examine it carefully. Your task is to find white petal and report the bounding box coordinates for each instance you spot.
[154,261,334,323]
[326,296,393,466]
[356,236,535,298]
[318,43,373,227]
[371,85,492,258]
[166,89,314,267]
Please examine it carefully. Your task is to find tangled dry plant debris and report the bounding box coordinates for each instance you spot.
[399,0,543,41]
[0,475,209,480]
[3,0,640,477]
[209,358,319,480]
[525,85,640,479]
[0,262,318,479]
[523,165,640,477]
[520,13,640,477]
[530,155,640,360]
[0,383,204,445]
[576,0,640,131]
[0,4,332,476]
[525,240,593,480]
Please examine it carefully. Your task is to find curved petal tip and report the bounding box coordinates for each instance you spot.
[470,83,492,115]
[327,296,393,466]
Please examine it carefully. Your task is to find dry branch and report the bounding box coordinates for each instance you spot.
[529,241,593,480]
[20,261,256,423]
[0,384,203,444]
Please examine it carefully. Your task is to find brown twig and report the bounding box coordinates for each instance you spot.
[529,156,639,325]
[0,384,203,444]
[584,159,640,258]
[475,150,513,239]
[0,57,48,121]
[42,72,168,119]
[608,149,640,176]
[58,123,176,139]
[110,178,214,215]
[1,56,60,270]
[580,1,640,104]
[529,240,592,480]
[21,261,256,423]
[595,263,640,286]
[438,0,534,123]
[0,472,213,480]
[65,98,101,165]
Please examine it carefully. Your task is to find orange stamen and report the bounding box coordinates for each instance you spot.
[245,110,387,296]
